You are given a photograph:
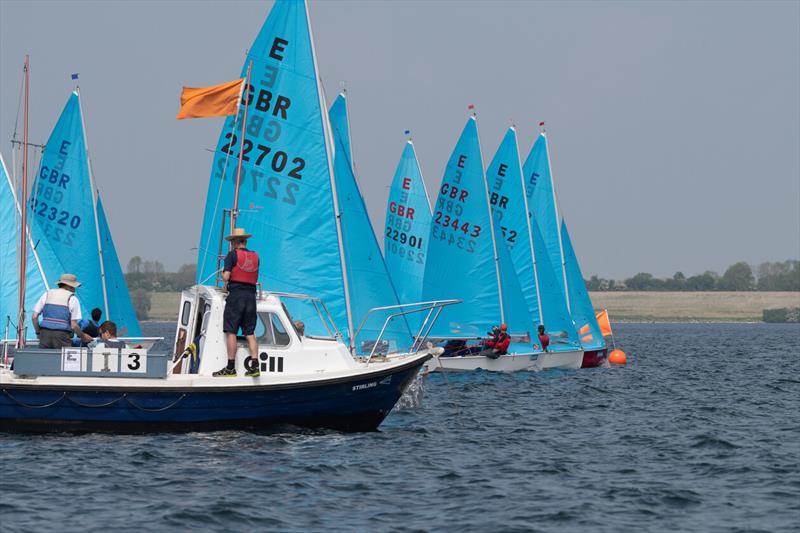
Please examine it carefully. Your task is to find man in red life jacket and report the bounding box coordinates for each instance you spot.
[213,228,261,377]
[537,324,550,352]
[480,323,511,359]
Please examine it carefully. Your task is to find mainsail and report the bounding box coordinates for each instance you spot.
[561,219,604,349]
[28,91,140,336]
[328,93,412,352]
[195,0,351,339]
[384,139,432,306]
[421,116,530,338]
[523,133,569,300]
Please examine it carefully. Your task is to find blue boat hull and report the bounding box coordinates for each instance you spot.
[0,359,425,433]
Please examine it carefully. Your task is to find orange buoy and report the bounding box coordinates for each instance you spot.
[608,349,627,365]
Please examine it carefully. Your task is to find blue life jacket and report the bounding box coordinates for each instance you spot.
[39,288,75,332]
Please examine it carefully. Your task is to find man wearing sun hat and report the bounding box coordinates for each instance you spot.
[31,273,93,349]
[214,227,261,378]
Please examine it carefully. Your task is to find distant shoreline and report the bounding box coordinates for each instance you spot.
[142,291,800,323]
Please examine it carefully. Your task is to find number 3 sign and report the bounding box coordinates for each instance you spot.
[121,349,147,373]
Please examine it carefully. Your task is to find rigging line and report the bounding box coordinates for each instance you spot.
[11,71,24,144]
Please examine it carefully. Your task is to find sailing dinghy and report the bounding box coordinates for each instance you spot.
[421,116,540,372]
[1,0,453,433]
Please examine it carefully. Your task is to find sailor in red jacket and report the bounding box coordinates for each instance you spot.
[481,323,511,359]
[537,324,550,352]
[214,228,261,378]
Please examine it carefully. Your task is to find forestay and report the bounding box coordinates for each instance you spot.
[561,219,604,350]
[384,140,431,306]
[196,0,349,338]
[28,91,140,336]
[328,93,412,353]
[422,117,530,338]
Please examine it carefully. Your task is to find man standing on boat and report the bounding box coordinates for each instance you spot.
[31,274,93,349]
[214,228,261,378]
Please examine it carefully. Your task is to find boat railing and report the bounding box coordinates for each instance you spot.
[353,299,462,363]
[266,291,344,342]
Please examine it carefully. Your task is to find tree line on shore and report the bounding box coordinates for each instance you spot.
[123,258,798,319]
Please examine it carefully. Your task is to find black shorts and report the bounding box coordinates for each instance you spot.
[223,290,257,336]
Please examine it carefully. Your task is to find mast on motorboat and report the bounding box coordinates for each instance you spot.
[230,61,253,232]
[16,56,30,349]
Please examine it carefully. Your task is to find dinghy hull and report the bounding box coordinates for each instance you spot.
[424,353,536,373]
[532,348,584,371]
[581,347,608,368]
[0,357,426,434]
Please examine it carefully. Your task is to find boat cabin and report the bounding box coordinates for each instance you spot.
[171,285,358,377]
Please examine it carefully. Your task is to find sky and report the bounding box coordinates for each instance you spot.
[1,0,798,279]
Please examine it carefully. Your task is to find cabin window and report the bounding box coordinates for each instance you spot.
[256,312,291,347]
[180,301,191,326]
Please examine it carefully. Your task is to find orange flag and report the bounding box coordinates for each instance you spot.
[176,78,244,120]
[596,309,613,337]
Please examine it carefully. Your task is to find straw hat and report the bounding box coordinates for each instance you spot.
[224,228,252,241]
[56,273,81,288]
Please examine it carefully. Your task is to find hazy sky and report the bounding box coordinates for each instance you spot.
[1,0,798,279]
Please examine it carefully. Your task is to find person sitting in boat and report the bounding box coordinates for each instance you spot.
[72,307,103,347]
[442,339,467,357]
[214,227,261,378]
[31,273,93,349]
[90,321,126,349]
[480,324,510,359]
[294,320,305,337]
[537,325,550,352]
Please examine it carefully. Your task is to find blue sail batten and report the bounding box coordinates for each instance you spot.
[329,94,412,353]
[197,0,349,339]
[561,220,604,350]
[422,117,531,339]
[28,92,139,335]
[384,141,432,307]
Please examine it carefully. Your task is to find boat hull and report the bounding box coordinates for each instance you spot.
[531,348,584,371]
[424,353,536,373]
[0,358,425,434]
[581,347,608,368]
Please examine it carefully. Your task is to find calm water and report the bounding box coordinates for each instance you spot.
[1,323,798,532]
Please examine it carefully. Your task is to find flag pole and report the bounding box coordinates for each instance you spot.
[16,55,30,349]
[231,60,252,232]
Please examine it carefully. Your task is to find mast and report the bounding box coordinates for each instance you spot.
[230,61,253,231]
[514,126,545,325]
[475,115,505,324]
[16,55,29,348]
[542,132,570,312]
[306,2,355,349]
[77,88,110,319]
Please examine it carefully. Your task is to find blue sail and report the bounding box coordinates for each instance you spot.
[328,93,411,353]
[97,198,141,337]
[421,117,530,338]
[486,127,541,327]
[1,153,53,338]
[196,0,349,339]
[530,220,579,348]
[561,219,604,349]
[384,140,432,306]
[28,91,139,334]
[522,133,568,298]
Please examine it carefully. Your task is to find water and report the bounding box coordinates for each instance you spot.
[1,323,798,532]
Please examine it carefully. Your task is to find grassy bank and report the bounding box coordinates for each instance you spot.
[143,291,800,323]
[590,291,800,322]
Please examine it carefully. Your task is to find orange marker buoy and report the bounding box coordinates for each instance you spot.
[608,349,627,365]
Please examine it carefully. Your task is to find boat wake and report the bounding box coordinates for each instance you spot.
[395,372,425,409]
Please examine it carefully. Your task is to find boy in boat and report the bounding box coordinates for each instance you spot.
[72,307,102,347]
[214,228,261,378]
[537,325,550,352]
[480,324,510,359]
[31,273,93,349]
[91,321,126,349]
